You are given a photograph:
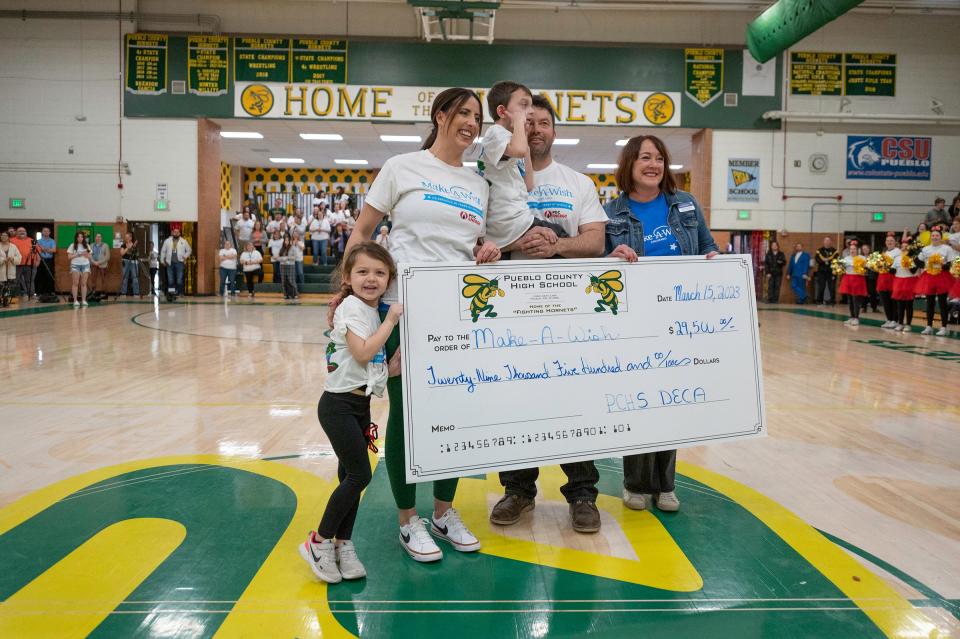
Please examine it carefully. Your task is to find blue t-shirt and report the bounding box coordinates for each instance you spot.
[37,237,55,258]
[627,193,681,256]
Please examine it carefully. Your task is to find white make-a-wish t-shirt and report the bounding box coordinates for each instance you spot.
[464,123,534,248]
[515,160,608,259]
[325,295,388,397]
[366,149,489,303]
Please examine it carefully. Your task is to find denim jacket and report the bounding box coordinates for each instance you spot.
[603,190,719,257]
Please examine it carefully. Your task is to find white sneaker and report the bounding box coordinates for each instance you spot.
[936,327,948,336]
[73,301,80,308]
[849,318,859,326]
[400,516,442,562]
[894,324,904,332]
[298,532,342,583]
[921,326,933,335]
[881,321,895,329]
[336,540,367,580]
[656,491,681,512]
[431,508,481,552]
[81,300,88,307]
[622,489,651,511]
[843,318,853,326]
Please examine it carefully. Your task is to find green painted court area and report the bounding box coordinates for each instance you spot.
[3,458,950,638]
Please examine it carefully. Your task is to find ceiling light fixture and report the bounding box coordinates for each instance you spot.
[615,139,628,146]
[553,138,580,145]
[299,133,344,141]
[220,132,263,139]
[586,163,617,170]
[380,135,422,143]
[670,164,684,170]
[334,159,368,165]
[269,157,304,164]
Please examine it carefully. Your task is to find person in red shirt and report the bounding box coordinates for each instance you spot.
[10,227,39,299]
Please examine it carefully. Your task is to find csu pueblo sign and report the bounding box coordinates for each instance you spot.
[846,135,931,180]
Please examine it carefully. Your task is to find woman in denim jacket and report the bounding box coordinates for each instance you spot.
[603,134,719,514]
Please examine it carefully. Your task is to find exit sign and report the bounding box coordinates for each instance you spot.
[155,199,169,211]
[9,197,25,209]
[737,210,751,220]
[871,212,885,222]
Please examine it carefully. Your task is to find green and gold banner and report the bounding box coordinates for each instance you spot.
[125,33,167,95]
[685,48,724,106]
[291,39,348,84]
[234,38,291,83]
[188,35,229,96]
[844,53,896,97]
[789,51,842,96]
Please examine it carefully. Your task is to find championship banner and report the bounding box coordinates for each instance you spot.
[398,257,766,482]
[234,82,681,126]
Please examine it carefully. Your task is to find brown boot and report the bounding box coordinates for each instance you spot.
[569,500,601,533]
[489,494,535,525]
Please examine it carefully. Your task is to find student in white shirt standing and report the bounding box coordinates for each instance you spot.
[67,231,91,306]
[239,241,263,298]
[299,241,402,584]
[489,95,607,534]
[309,205,332,266]
[339,88,501,564]
[233,209,255,246]
[218,238,239,297]
[267,230,284,284]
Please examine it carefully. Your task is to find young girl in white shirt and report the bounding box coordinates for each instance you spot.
[300,241,403,584]
[67,231,92,306]
[277,234,301,301]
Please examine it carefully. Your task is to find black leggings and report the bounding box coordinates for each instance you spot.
[244,270,257,294]
[926,294,948,327]
[316,391,373,540]
[897,300,914,326]
[879,291,896,322]
[847,295,862,319]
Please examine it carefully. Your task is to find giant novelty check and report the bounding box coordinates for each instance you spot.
[398,256,766,482]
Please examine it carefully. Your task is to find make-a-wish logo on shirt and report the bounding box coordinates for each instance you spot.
[644,225,673,244]
[421,180,485,219]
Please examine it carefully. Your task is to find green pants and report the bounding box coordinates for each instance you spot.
[382,312,459,509]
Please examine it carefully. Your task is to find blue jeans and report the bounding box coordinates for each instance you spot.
[219,267,237,295]
[296,261,304,286]
[312,239,329,266]
[166,261,185,295]
[790,275,807,303]
[120,260,140,295]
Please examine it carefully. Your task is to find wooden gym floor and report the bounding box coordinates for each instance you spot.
[0,299,957,638]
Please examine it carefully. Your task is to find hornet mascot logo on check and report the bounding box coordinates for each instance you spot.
[462,274,505,322]
[586,270,624,314]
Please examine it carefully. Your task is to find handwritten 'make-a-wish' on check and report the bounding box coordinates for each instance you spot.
[397,256,766,483]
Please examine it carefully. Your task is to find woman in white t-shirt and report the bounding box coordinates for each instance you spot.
[338,88,500,564]
[67,231,92,306]
[267,230,284,284]
[239,241,263,298]
[218,238,239,297]
[309,208,332,266]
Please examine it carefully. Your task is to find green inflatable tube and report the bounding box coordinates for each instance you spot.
[746,0,865,63]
